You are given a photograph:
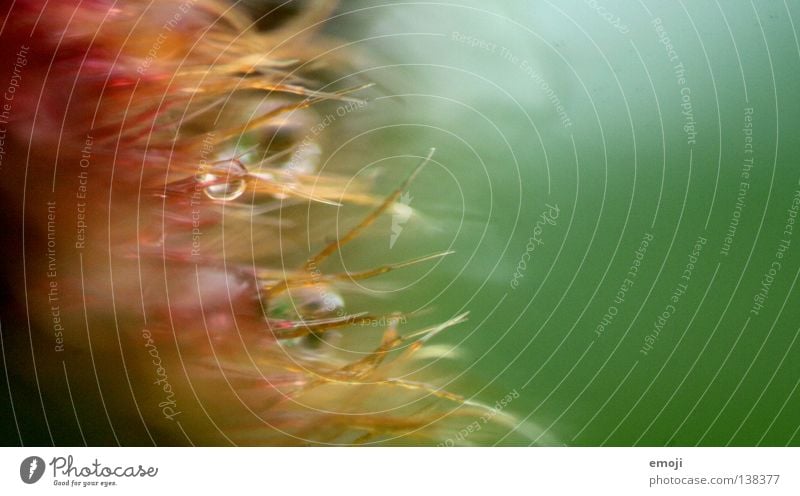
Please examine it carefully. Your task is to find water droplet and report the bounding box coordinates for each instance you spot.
[199,161,248,201]
[268,285,345,321]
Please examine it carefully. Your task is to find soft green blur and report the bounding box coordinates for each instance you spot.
[327,0,800,445]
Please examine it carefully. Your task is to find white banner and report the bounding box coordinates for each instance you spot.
[0,448,798,495]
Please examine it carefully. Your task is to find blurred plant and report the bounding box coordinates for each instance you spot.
[0,0,544,446]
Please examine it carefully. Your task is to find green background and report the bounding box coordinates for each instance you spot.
[324,0,800,445]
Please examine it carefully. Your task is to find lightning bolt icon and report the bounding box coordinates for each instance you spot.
[28,459,38,480]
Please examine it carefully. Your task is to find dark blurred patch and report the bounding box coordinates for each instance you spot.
[238,0,310,32]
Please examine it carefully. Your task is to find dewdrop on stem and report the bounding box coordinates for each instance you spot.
[199,159,248,201]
